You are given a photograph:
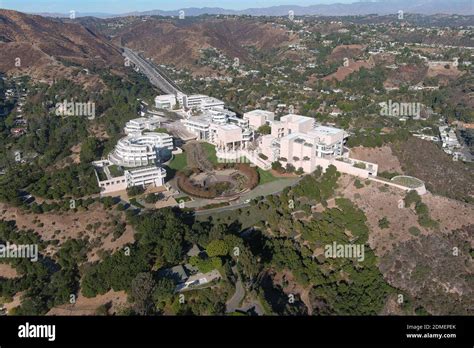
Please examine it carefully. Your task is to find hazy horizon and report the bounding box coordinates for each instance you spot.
[1,0,388,14]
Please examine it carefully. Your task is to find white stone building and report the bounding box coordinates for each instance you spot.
[125,166,167,188]
[155,93,185,110]
[182,109,253,149]
[243,109,275,130]
[93,160,166,195]
[109,132,173,167]
[258,114,378,177]
[155,93,224,111]
[124,116,163,134]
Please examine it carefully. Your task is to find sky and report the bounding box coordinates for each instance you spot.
[1,0,359,14]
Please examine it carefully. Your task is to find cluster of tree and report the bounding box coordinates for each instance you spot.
[403,190,439,229]
[78,208,260,315]
[0,165,43,206]
[271,161,303,175]
[346,129,410,148]
[257,124,271,135]
[29,163,99,199]
[338,66,387,93]
[0,70,158,211]
[80,138,102,164]
[81,245,151,298]
[263,197,393,315]
[292,165,339,202]
[144,193,164,204]
[189,255,222,273]
[126,186,145,197]
[0,221,80,315]
[97,72,155,149]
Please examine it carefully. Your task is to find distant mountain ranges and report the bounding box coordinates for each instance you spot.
[34,0,474,18]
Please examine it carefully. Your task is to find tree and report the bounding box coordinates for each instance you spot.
[127,185,145,197]
[189,256,222,273]
[378,217,390,229]
[130,272,156,315]
[404,190,421,207]
[80,137,100,164]
[206,239,229,257]
[257,124,271,135]
[153,278,175,308]
[271,161,284,173]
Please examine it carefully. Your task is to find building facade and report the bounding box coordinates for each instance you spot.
[109,132,173,167]
[182,109,253,150]
[125,166,167,188]
[155,93,225,111]
[93,160,166,195]
[258,114,377,177]
[124,116,163,134]
[243,109,275,130]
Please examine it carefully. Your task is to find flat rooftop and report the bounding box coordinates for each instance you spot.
[245,109,274,116]
[185,115,212,124]
[311,125,344,135]
[219,124,241,131]
[282,114,314,124]
[129,117,147,123]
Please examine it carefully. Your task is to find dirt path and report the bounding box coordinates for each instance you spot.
[300,287,313,315]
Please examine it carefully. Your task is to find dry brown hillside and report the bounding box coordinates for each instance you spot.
[384,64,428,87]
[390,137,474,203]
[108,17,295,70]
[328,44,366,63]
[0,10,123,85]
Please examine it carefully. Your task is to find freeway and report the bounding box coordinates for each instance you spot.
[122,47,183,95]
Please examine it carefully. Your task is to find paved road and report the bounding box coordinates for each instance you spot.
[225,266,245,313]
[192,177,301,215]
[225,265,265,315]
[123,47,182,95]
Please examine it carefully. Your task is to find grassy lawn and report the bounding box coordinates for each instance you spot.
[257,168,277,185]
[176,195,192,202]
[168,153,187,171]
[108,165,124,178]
[201,143,218,165]
[391,175,424,188]
[154,128,169,134]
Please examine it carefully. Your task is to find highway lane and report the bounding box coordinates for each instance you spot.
[122,47,182,95]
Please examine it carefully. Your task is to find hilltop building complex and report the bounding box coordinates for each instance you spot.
[108,132,173,167]
[155,93,225,111]
[93,117,173,194]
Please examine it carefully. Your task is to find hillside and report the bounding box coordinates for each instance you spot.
[0,10,124,86]
[391,137,474,203]
[99,17,296,73]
